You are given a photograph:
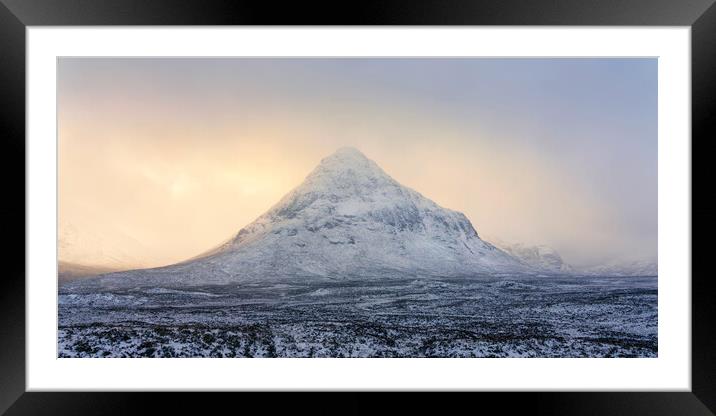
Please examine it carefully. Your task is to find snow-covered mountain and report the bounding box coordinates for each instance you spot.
[490,240,573,274]
[580,258,657,277]
[69,147,532,288]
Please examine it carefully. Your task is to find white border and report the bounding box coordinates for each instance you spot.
[27,27,691,391]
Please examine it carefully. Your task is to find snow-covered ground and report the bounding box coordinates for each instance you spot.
[58,275,657,358]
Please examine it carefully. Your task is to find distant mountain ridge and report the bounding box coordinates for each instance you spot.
[580,258,657,277]
[490,240,573,274]
[59,221,150,270]
[488,238,657,277]
[58,261,122,283]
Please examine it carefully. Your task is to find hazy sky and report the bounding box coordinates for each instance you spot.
[58,58,657,268]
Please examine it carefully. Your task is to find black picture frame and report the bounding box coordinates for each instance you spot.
[1,1,712,414]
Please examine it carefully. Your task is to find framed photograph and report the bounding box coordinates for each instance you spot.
[2,0,712,414]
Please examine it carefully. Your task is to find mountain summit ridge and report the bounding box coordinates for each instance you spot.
[68,147,532,288]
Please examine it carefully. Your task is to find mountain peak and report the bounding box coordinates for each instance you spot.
[315,147,375,173]
[330,146,367,159]
[303,147,393,191]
